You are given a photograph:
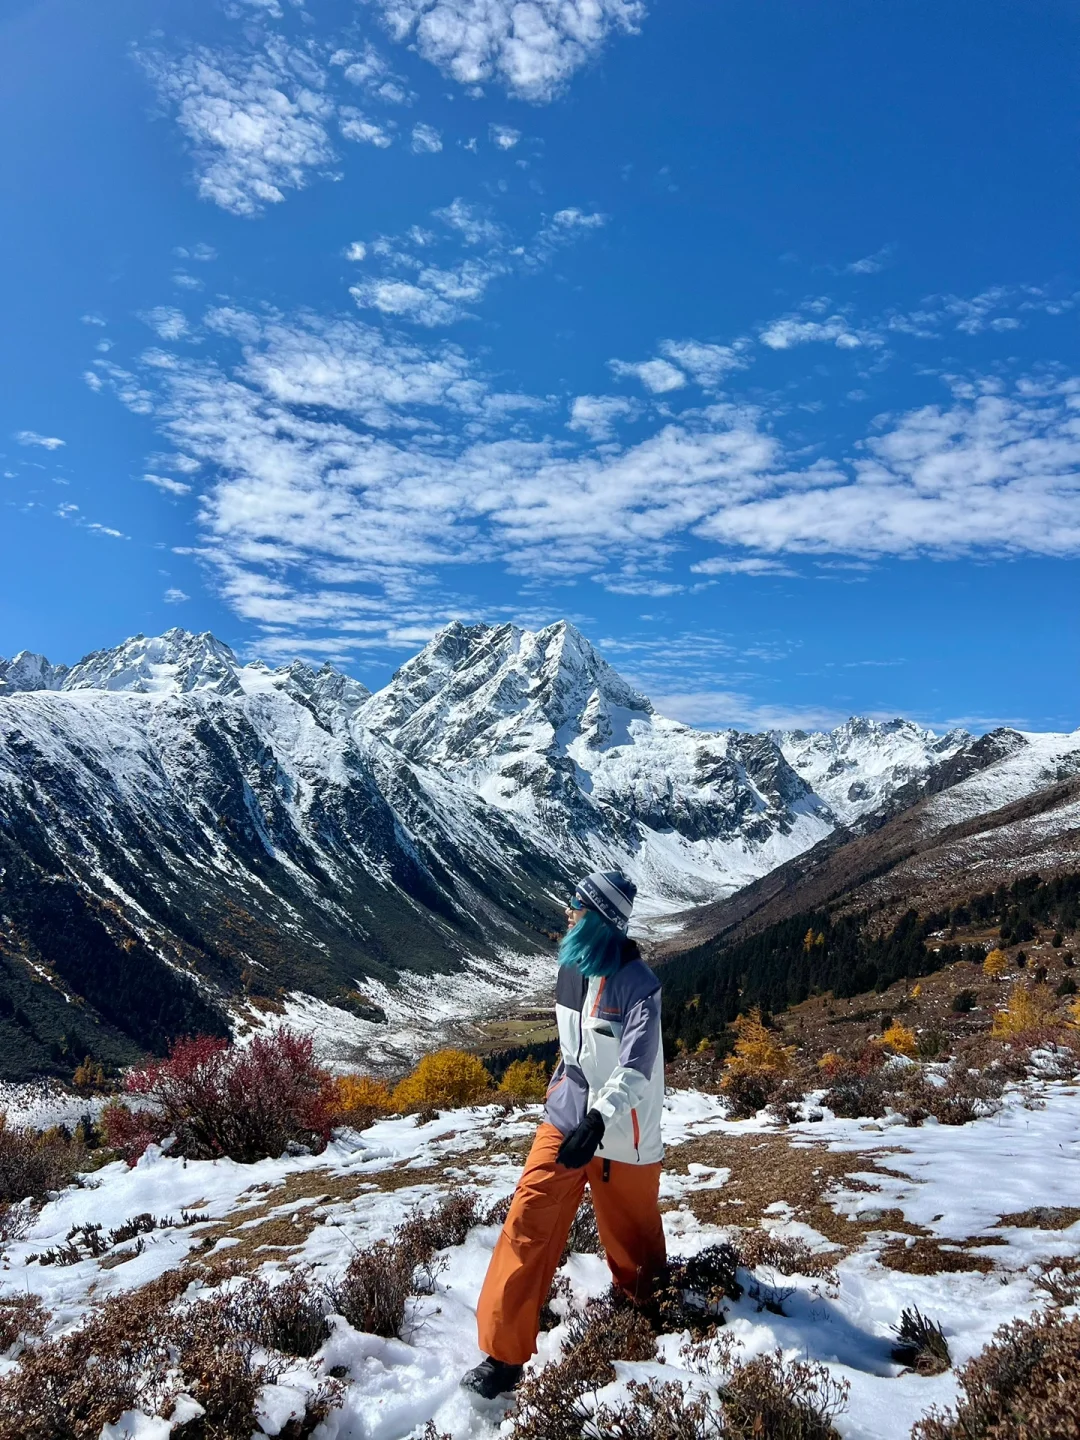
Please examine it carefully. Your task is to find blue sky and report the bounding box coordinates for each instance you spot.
[1,0,1077,732]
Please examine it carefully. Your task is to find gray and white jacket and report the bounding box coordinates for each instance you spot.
[544,943,665,1165]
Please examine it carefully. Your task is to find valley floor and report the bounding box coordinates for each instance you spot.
[4,1076,1080,1439]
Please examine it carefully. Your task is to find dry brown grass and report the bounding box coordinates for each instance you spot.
[998,1206,1080,1230]
[879,1238,995,1276]
[0,1294,47,1354]
[665,1131,924,1249]
[0,1264,348,1440]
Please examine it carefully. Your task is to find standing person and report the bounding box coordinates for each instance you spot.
[462,869,667,1400]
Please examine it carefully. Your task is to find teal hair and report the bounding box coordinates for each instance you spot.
[559,907,624,978]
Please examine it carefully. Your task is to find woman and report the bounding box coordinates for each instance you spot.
[463,868,667,1400]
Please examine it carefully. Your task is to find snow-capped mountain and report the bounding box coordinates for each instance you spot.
[359,621,834,906]
[0,619,1054,1077]
[774,717,972,825]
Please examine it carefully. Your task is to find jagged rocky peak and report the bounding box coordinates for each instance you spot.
[774,715,973,824]
[0,650,69,696]
[270,658,370,726]
[360,619,652,763]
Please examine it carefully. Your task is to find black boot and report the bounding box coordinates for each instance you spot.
[461,1356,523,1399]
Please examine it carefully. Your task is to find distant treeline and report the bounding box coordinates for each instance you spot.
[659,871,1080,1053]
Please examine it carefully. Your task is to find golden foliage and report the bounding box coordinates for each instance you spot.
[721,1008,795,1089]
[983,948,1008,980]
[818,1051,844,1071]
[992,983,1055,1040]
[802,929,825,953]
[72,1056,106,1093]
[336,1074,393,1120]
[911,984,922,999]
[497,1058,549,1103]
[391,1049,492,1112]
[881,1022,917,1058]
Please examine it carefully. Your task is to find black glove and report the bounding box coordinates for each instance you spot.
[556,1110,605,1169]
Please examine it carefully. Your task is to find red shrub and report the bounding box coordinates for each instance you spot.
[100,1103,169,1165]
[122,1029,338,1164]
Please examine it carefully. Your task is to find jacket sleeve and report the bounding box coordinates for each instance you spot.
[590,989,661,1124]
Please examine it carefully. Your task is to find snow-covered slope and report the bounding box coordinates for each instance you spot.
[4,1076,1080,1440]
[775,717,971,825]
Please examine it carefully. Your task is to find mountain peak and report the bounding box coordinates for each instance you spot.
[60,628,244,696]
[362,618,651,762]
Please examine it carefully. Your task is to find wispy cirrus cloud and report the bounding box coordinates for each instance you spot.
[367,0,646,101]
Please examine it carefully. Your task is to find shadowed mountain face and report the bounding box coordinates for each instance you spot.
[0,621,1032,1078]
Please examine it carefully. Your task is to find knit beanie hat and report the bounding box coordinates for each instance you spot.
[575,869,637,933]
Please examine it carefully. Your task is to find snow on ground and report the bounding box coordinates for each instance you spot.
[3,1080,1080,1438]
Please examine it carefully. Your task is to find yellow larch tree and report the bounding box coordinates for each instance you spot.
[721,1008,796,1089]
[983,948,1008,980]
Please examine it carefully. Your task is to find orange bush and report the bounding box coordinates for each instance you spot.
[335,1074,394,1125]
[992,983,1056,1040]
[983,948,1008,980]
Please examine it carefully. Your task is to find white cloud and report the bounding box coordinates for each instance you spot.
[345,242,368,261]
[690,556,796,576]
[489,123,520,148]
[172,271,204,290]
[81,313,107,326]
[164,587,191,603]
[845,246,892,275]
[759,312,880,350]
[410,122,443,153]
[174,243,218,261]
[698,379,1080,558]
[350,199,603,325]
[109,265,1080,659]
[369,0,645,101]
[567,394,639,441]
[434,197,502,246]
[650,689,847,731]
[137,38,338,216]
[609,357,686,393]
[339,108,394,146]
[659,339,750,389]
[142,307,189,340]
[142,473,193,496]
[15,431,65,450]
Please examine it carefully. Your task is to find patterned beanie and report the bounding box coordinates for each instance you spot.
[575,869,637,933]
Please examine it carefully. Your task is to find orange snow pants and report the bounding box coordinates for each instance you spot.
[476,1122,667,1366]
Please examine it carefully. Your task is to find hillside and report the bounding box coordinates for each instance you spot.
[654,725,1080,1049]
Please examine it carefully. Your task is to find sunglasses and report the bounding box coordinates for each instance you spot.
[567,895,587,910]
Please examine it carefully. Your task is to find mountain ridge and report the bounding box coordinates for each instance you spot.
[1,619,1062,1079]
